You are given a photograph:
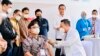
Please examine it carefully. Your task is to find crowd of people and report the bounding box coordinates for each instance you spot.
[0,0,100,56]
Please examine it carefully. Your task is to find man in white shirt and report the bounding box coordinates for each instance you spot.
[54,4,70,29]
[88,9,100,36]
[54,19,86,56]
[54,4,69,56]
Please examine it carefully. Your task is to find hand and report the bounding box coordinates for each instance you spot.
[48,39,57,46]
[88,27,91,30]
[83,28,87,31]
[25,52,33,56]
[0,38,7,52]
[15,35,20,46]
[54,25,60,30]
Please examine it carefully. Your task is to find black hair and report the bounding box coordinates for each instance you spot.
[1,0,12,5]
[13,9,20,14]
[58,4,66,9]
[92,9,98,14]
[28,20,38,29]
[61,19,70,26]
[35,9,42,15]
[22,7,29,13]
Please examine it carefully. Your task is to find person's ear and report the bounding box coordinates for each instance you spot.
[28,29,31,33]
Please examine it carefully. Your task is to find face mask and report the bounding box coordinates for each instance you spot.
[59,28,65,33]
[92,15,97,18]
[7,8,12,14]
[31,28,40,34]
[36,16,42,19]
[23,14,29,18]
[82,16,86,19]
[15,16,21,21]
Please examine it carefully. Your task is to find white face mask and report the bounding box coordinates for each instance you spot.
[23,14,29,18]
[92,15,97,18]
[7,8,12,14]
[15,16,21,21]
[59,28,65,33]
[31,28,40,34]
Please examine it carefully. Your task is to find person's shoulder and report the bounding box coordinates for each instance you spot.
[19,17,24,21]
[70,28,80,35]
[32,18,37,20]
[31,18,38,23]
[42,18,48,23]
[38,35,46,38]
[38,35,47,40]
[23,37,31,43]
[76,18,82,23]
[71,28,76,31]
[42,18,47,20]
[23,37,32,46]
[86,19,91,22]
[97,18,100,21]
[69,28,78,33]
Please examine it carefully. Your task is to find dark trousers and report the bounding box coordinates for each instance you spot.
[55,39,66,56]
[1,42,24,56]
[55,39,61,56]
[12,43,24,56]
[55,48,66,56]
[55,48,61,56]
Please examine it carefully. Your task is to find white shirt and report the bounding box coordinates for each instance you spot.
[54,28,86,56]
[89,17,100,34]
[54,14,70,39]
[48,13,70,39]
[54,14,71,28]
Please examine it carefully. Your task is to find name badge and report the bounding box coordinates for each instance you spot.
[40,49,46,56]
[43,24,47,27]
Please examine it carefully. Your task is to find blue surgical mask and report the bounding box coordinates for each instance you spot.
[82,16,86,19]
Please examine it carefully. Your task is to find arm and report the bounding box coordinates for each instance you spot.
[47,39,57,47]
[0,33,7,53]
[24,52,33,56]
[0,19,17,40]
[44,42,53,56]
[54,31,79,47]
[46,19,49,32]
[76,21,83,33]
[0,38,7,52]
[23,39,32,56]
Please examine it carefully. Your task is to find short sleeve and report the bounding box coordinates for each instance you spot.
[40,35,48,42]
[22,39,31,53]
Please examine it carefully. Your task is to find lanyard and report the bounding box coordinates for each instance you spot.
[91,20,96,36]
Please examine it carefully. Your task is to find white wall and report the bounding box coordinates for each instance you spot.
[9,0,100,38]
